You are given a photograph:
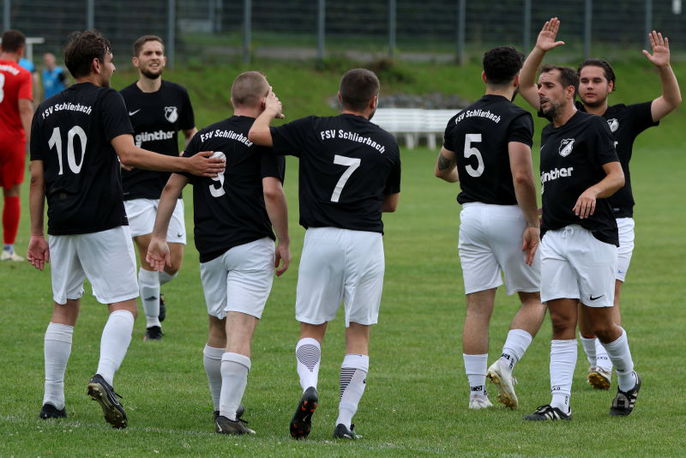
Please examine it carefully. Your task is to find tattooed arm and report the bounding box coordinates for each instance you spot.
[434,147,459,182]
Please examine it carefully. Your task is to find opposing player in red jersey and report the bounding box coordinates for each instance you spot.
[0,29,33,261]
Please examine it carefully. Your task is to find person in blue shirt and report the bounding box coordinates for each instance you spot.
[41,52,67,99]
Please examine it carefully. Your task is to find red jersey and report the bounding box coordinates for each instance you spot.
[0,59,32,142]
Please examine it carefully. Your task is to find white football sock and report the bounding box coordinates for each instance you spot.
[159,271,177,285]
[549,339,577,413]
[43,323,73,410]
[463,353,488,398]
[335,354,369,429]
[500,329,533,370]
[601,328,636,392]
[296,338,321,391]
[203,345,224,411]
[139,268,161,328]
[595,338,613,372]
[579,335,597,366]
[96,310,134,386]
[219,352,251,421]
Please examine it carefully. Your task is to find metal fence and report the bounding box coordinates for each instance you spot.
[3,0,685,68]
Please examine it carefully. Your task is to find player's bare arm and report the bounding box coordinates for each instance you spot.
[111,134,225,177]
[146,173,189,271]
[27,160,50,270]
[573,161,624,219]
[434,147,459,182]
[263,176,291,276]
[18,98,33,151]
[248,89,284,147]
[182,127,198,151]
[508,141,540,265]
[519,17,566,110]
[643,30,683,121]
[382,193,400,212]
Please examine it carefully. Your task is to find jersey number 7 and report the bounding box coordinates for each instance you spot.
[331,154,361,202]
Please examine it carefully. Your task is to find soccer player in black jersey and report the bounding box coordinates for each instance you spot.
[249,69,401,440]
[435,46,545,410]
[27,30,224,428]
[517,39,641,420]
[120,35,198,341]
[520,18,681,391]
[146,71,289,435]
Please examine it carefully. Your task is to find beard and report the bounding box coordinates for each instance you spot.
[141,68,162,80]
[368,107,376,121]
[539,100,558,121]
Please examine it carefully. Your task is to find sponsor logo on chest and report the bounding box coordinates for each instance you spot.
[607,118,619,133]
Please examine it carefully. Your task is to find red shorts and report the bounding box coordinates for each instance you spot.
[0,139,26,188]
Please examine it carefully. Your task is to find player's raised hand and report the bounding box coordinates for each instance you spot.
[146,237,171,272]
[27,235,50,271]
[274,242,291,276]
[521,226,540,266]
[536,17,565,52]
[187,151,226,177]
[643,30,671,67]
[264,88,285,120]
[573,188,598,219]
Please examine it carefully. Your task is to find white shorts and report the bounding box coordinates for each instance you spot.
[296,227,385,327]
[616,217,635,282]
[458,203,540,295]
[199,238,275,320]
[540,225,617,308]
[124,198,186,244]
[49,226,139,305]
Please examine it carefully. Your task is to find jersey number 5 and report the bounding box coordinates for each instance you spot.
[331,154,361,202]
[464,133,484,178]
[48,126,88,175]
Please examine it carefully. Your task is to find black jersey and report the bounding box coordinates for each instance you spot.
[120,80,195,200]
[540,111,620,245]
[576,101,658,217]
[270,114,401,233]
[183,116,285,262]
[30,82,133,235]
[443,94,534,205]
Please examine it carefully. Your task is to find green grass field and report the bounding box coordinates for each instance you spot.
[1,59,685,456]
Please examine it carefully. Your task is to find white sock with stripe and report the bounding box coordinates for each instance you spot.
[335,354,369,429]
[296,338,321,391]
[139,268,161,328]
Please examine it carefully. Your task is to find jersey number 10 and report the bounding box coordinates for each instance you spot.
[48,126,88,175]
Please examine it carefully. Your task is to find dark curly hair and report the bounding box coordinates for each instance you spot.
[483,46,524,85]
[64,30,112,78]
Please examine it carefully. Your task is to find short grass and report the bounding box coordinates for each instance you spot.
[1,59,685,456]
